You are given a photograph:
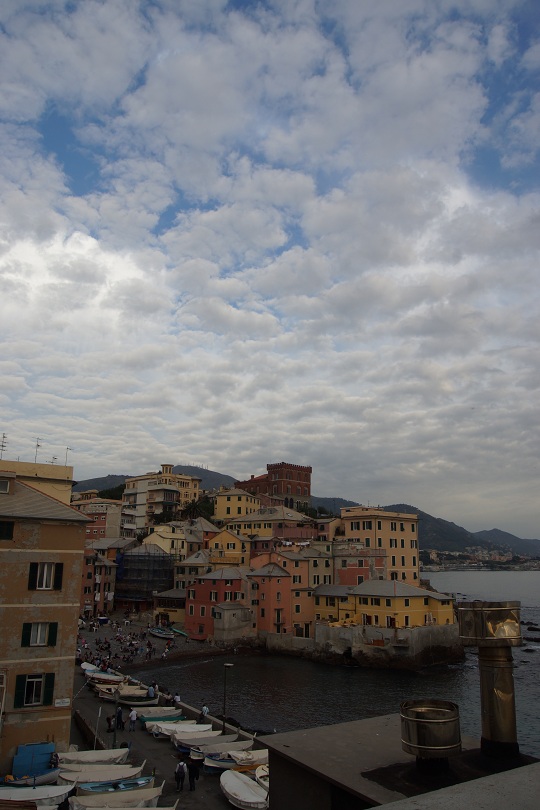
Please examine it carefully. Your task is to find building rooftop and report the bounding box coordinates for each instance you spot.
[0,476,89,522]
[350,581,452,601]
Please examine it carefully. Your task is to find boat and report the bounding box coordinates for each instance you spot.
[57,749,130,766]
[60,764,143,774]
[148,625,175,639]
[220,770,269,810]
[0,785,72,806]
[0,770,59,786]
[59,763,145,786]
[172,732,225,750]
[76,776,154,796]
[181,734,238,757]
[144,719,195,733]
[134,706,180,718]
[204,749,268,773]
[139,714,186,727]
[118,695,159,708]
[86,671,126,686]
[196,740,253,755]
[152,722,212,738]
[68,783,164,810]
[255,765,269,792]
[170,627,188,637]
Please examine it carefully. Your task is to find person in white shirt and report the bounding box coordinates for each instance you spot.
[128,708,137,731]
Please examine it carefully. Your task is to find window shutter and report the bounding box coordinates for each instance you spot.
[47,623,58,647]
[21,623,32,647]
[43,673,55,706]
[14,675,26,708]
[53,563,63,591]
[28,563,38,590]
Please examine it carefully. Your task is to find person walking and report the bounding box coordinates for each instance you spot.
[116,706,124,731]
[187,759,199,792]
[197,702,209,723]
[128,707,137,731]
[174,760,187,791]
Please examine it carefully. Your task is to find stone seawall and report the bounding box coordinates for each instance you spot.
[263,623,464,669]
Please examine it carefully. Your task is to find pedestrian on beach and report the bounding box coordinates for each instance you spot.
[128,707,137,731]
[173,692,181,707]
[116,706,124,731]
[174,760,187,791]
[187,760,199,792]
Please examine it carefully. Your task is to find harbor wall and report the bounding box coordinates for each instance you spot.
[264,623,463,669]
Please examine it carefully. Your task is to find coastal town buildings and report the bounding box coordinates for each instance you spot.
[80,547,117,618]
[71,494,122,539]
[184,566,253,640]
[214,488,261,521]
[120,463,201,538]
[0,464,87,771]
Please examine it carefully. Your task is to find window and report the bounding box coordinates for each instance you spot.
[313,575,320,584]
[315,596,320,606]
[323,575,330,584]
[188,605,194,615]
[401,556,405,566]
[0,521,14,540]
[400,523,405,532]
[224,592,232,601]
[401,539,405,548]
[313,560,318,567]
[0,480,10,493]
[276,592,281,601]
[390,522,397,531]
[21,622,58,647]
[404,598,410,607]
[325,560,330,568]
[227,542,235,549]
[390,538,397,548]
[424,597,429,605]
[404,615,410,627]
[28,562,63,591]
[362,521,372,530]
[391,556,396,566]
[357,576,364,584]
[411,524,416,533]
[377,538,382,548]
[210,591,218,601]
[377,521,382,530]
[14,673,55,708]
[411,539,417,548]
[341,560,347,568]
[351,521,360,531]
[385,599,391,607]
[371,598,380,606]
[412,556,417,567]
[294,605,300,614]
[293,575,302,583]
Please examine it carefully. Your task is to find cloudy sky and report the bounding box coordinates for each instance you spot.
[1,1,539,537]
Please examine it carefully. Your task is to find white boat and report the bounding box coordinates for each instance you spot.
[255,765,269,792]
[68,783,164,810]
[153,722,213,739]
[76,776,154,796]
[60,763,142,774]
[144,719,195,733]
[205,749,268,773]
[148,628,174,640]
[0,784,72,806]
[196,740,253,755]
[86,672,126,686]
[59,763,145,785]
[172,732,223,748]
[230,750,268,767]
[57,749,130,766]
[220,770,269,810]
[133,706,178,717]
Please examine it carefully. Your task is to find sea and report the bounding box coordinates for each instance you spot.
[132,570,540,756]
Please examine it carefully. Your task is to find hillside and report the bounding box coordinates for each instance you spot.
[72,468,538,555]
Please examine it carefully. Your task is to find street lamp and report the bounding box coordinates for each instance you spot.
[222,663,234,733]
[112,688,120,749]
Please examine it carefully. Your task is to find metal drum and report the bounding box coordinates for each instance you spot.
[457,601,521,647]
[400,699,461,759]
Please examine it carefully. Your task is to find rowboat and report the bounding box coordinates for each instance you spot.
[0,785,72,806]
[86,672,126,686]
[68,783,164,810]
[135,706,178,717]
[172,731,224,749]
[118,695,159,707]
[94,685,148,700]
[57,749,130,766]
[144,719,195,733]
[205,749,268,773]
[148,626,174,639]
[180,734,238,756]
[255,765,269,792]
[170,627,188,637]
[60,763,143,774]
[59,763,145,785]
[138,710,185,725]
[0,770,59,786]
[76,776,154,796]
[220,770,269,810]
[152,722,212,738]
[196,740,253,755]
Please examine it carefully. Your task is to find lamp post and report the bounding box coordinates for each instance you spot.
[222,663,234,733]
[112,689,120,749]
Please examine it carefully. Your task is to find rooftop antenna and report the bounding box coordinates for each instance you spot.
[33,437,42,463]
[65,447,73,465]
[49,456,58,465]
[0,433,6,459]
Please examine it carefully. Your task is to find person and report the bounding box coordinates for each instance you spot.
[187,759,199,792]
[173,692,181,707]
[174,760,187,791]
[116,706,124,731]
[128,707,137,731]
[106,715,114,733]
[147,684,155,699]
[197,703,209,723]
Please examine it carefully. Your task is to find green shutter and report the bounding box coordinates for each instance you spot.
[47,623,58,647]
[43,673,55,706]
[14,675,26,708]
[53,563,63,590]
[21,623,32,647]
[28,563,38,590]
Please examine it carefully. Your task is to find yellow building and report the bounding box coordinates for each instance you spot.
[214,488,261,521]
[314,581,454,628]
[339,506,419,584]
[208,528,250,567]
[0,460,74,505]
[0,468,88,771]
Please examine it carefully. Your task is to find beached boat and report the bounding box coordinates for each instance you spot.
[0,770,59,787]
[0,784,72,806]
[152,722,212,738]
[59,763,145,785]
[172,731,224,750]
[118,695,159,707]
[135,706,180,718]
[57,749,130,766]
[205,749,268,773]
[180,734,238,757]
[86,671,126,686]
[148,628,174,640]
[255,765,269,792]
[68,783,164,810]
[144,719,195,733]
[138,710,185,725]
[76,776,154,796]
[170,627,188,637]
[196,740,253,755]
[220,770,269,810]
[60,763,142,774]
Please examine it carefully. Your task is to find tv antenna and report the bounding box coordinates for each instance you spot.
[65,447,73,465]
[33,437,42,463]
[49,456,58,464]
[0,433,6,459]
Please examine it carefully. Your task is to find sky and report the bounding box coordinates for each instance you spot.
[1,1,539,538]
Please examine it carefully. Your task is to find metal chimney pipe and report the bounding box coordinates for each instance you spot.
[457,600,521,758]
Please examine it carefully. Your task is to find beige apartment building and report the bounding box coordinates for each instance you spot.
[0,467,87,771]
[121,464,201,538]
[214,488,261,522]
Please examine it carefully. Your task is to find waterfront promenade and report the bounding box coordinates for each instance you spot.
[72,617,240,810]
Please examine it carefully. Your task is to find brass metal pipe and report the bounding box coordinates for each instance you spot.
[478,646,519,757]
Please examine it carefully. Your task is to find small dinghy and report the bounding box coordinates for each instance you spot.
[68,783,164,810]
[0,784,72,806]
[148,628,174,640]
[76,776,154,796]
[59,763,145,785]
[58,749,130,766]
[220,770,269,810]
[255,765,269,792]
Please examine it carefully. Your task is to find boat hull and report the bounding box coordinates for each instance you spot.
[220,770,268,810]
[77,777,154,796]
